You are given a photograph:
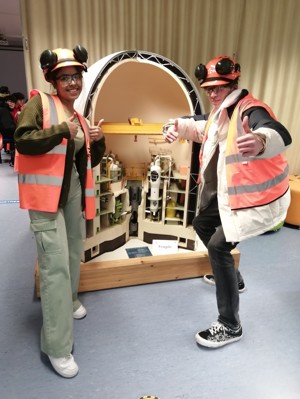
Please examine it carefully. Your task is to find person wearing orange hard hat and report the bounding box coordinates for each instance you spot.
[163,55,292,348]
[14,45,106,378]
[195,55,241,86]
[194,56,245,293]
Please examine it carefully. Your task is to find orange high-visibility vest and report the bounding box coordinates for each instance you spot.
[225,94,289,210]
[17,90,96,219]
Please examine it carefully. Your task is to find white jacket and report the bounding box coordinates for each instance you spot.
[176,89,291,242]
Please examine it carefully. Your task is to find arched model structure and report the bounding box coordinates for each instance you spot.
[76,50,202,123]
[75,50,204,262]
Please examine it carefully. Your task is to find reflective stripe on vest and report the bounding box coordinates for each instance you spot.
[225,95,289,210]
[17,90,96,219]
[77,114,96,220]
[18,91,67,212]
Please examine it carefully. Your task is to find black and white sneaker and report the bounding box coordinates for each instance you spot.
[195,321,243,348]
[203,274,246,293]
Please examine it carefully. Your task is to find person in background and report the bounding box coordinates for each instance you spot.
[163,55,291,348]
[0,89,16,166]
[7,92,26,123]
[0,85,10,98]
[14,45,106,377]
[4,93,24,166]
[13,91,26,109]
[6,94,19,121]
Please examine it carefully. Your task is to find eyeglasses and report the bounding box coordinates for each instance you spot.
[203,86,229,96]
[55,73,83,85]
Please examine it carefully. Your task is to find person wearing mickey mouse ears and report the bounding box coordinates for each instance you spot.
[14,45,106,377]
[163,55,292,349]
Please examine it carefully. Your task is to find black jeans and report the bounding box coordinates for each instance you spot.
[192,197,241,328]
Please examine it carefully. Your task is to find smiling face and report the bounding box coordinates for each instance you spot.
[51,66,83,105]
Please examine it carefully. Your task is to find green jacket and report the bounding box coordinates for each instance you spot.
[14,94,106,210]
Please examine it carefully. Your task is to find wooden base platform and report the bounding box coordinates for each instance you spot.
[34,249,240,297]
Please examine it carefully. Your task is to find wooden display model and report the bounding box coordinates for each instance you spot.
[35,124,241,296]
[34,51,240,295]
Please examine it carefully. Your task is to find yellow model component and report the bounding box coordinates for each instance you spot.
[166,198,176,218]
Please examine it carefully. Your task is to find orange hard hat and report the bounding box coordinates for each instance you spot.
[40,45,88,81]
[195,56,241,87]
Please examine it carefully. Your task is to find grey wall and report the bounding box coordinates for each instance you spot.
[0,49,27,98]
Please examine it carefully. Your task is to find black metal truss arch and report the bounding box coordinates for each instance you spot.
[83,50,202,119]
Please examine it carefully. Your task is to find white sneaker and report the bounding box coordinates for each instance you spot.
[73,304,87,320]
[48,354,79,378]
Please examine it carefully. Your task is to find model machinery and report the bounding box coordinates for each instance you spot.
[149,156,161,218]
[74,50,204,262]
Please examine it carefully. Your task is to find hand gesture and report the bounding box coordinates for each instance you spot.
[66,113,78,139]
[89,119,104,142]
[163,119,179,143]
[236,116,265,156]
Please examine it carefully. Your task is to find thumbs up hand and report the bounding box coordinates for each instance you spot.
[66,113,79,139]
[163,119,179,143]
[89,119,104,142]
[236,116,266,156]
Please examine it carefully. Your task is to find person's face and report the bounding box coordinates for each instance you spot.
[6,100,16,110]
[203,85,234,109]
[52,66,83,103]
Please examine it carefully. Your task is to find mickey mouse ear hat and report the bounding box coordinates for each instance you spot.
[40,45,88,81]
[195,55,241,87]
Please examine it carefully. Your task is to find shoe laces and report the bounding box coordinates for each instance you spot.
[209,321,241,336]
[209,321,225,335]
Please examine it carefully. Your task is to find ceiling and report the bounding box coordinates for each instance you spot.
[0,0,22,38]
